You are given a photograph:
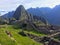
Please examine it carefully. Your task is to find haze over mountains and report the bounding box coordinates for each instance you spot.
[2,5,60,26]
[27,5,60,26]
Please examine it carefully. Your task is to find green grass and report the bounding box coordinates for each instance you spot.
[24,30,47,37]
[0,25,44,45]
[54,36,60,41]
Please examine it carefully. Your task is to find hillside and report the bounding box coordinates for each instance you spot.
[2,11,14,18]
[0,25,46,45]
[27,5,60,26]
[2,5,60,26]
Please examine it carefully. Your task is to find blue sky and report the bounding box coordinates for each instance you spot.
[0,0,60,15]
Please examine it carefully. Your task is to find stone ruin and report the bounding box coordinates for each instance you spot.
[25,32,60,45]
[12,5,60,45]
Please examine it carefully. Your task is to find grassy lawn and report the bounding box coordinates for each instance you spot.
[0,25,44,45]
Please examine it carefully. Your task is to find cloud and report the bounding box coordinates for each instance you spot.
[0,0,60,15]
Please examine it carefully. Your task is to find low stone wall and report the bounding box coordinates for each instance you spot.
[26,33,60,45]
[48,39,60,45]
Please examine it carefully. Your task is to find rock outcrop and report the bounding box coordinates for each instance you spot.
[13,5,28,20]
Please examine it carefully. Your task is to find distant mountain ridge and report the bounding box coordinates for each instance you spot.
[2,5,60,26]
[2,11,14,18]
[27,5,60,26]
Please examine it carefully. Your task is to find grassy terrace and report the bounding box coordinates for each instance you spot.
[0,25,46,45]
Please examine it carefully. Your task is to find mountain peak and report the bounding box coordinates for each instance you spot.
[13,5,27,20]
[18,5,24,9]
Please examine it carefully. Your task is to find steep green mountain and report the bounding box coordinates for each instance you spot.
[13,5,28,20]
[2,5,60,26]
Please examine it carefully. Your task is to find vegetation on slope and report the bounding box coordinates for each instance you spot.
[0,25,45,45]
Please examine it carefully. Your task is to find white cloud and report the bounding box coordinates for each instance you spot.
[0,0,60,15]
